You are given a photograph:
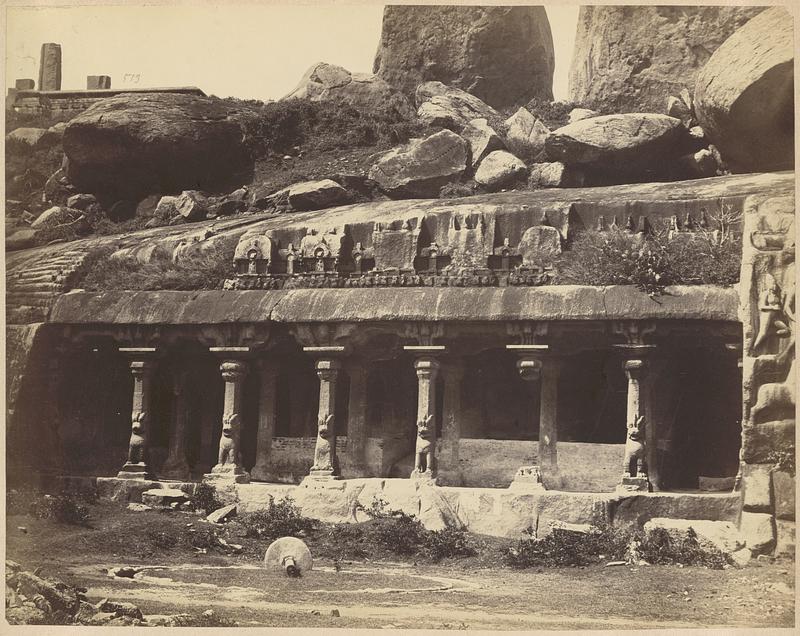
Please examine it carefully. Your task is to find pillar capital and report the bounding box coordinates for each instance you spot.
[413,356,441,377]
[220,359,248,380]
[129,359,157,375]
[515,357,542,382]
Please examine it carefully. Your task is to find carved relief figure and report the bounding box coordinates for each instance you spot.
[414,413,435,475]
[217,413,239,468]
[127,411,147,464]
[623,415,647,479]
[314,412,334,469]
[753,274,788,352]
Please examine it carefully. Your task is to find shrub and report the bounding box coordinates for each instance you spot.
[27,493,91,526]
[422,526,476,562]
[191,483,223,514]
[556,221,742,294]
[237,497,317,542]
[503,525,632,568]
[638,527,728,569]
[172,611,238,627]
[72,236,237,292]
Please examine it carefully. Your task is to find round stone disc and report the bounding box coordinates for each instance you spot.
[264,536,313,573]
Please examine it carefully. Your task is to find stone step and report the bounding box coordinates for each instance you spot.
[6,293,57,307]
[10,282,64,293]
[11,272,61,283]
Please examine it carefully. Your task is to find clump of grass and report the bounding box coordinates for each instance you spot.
[7,488,91,526]
[237,497,317,543]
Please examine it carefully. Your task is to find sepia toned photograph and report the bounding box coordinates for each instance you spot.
[4,1,795,630]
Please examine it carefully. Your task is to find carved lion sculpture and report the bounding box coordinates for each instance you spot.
[217,413,240,467]
[317,412,334,439]
[623,415,647,479]
[127,411,147,464]
[414,414,435,475]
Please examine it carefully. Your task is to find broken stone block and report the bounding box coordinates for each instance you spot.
[126,502,152,512]
[739,511,776,554]
[729,547,752,567]
[772,470,795,520]
[666,95,691,120]
[415,81,499,129]
[517,225,562,264]
[175,190,209,221]
[474,150,527,190]
[6,127,47,146]
[15,79,35,90]
[39,43,62,91]
[206,503,237,524]
[775,519,795,557]
[98,599,143,620]
[15,571,78,616]
[742,464,773,512]
[141,488,189,508]
[698,476,735,492]
[86,75,111,90]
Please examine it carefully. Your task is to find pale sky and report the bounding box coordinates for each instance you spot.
[6,5,579,101]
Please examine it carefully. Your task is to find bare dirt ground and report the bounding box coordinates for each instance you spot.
[6,501,796,630]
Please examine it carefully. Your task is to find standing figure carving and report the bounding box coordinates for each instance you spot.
[413,413,435,475]
[127,411,148,465]
[216,413,240,468]
[622,414,647,479]
[313,412,335,472]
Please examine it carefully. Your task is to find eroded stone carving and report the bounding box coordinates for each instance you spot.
[126,411,147,466]
[622,414,647,480]
[309,359,341,479]
[412,356,440,480]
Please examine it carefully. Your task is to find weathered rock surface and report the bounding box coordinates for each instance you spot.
[141,488,188,507]
[62,93,254,199]
[174,191,208,221]
[569,6,765,113]
[287,179,351,211]
[415,82,498,129]
[739,511,776,554]
[474,151,527,190]
[31,206,82,229]
[545,114,688,168]
[504,108,549,161]
[568,108,598,124]
[461,118,504,168]
[374,5,554,109]
[368,130,469,198]
[283,62,414,119]
[517,225,562,262]
[694,7,794,172]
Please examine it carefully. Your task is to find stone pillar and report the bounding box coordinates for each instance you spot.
[117,349,157,480]
[439,359,464,485]
[251,360,278,481]
[345,361,369,477]
[162,370,191,479]
[87,75,111,89]
[615,345,656,492]
[39,43,62,91]
[205,359,250,484]
[15,79,35,90]
[405,345,445,481]
[309,357,342,479]
[507,344,559,489]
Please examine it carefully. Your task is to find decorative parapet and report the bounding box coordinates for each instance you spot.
[737,193,795,556]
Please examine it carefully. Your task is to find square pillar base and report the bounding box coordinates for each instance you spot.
[617,476,651,492]
[117,464,155,480]
[203,468,250,484]
[410,470,439,485]
[307,468,341,480]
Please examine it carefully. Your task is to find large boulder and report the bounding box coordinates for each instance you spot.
[545,114,688,168]
[504,107,550,161]
[461,118,504,168]
[62,93,255,200]
[373,5,554,109]
[415,82,498,129]
[283,62,414,119]
[287,179,351,211]
[569,6,765,113]
[694,7,794,172]
[474,150,527,191]
[368,130,469,198]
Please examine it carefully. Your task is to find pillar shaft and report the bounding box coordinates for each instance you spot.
[538,360,561,485]
[618,354,652,491]
[206,360,249,483]
[310,359,341,478]
[251,360,278,481]
[118,359,156,479]
[163,370,191,479]
[413,356,440,478]
[346,362,368,475]
[440,360,464,483]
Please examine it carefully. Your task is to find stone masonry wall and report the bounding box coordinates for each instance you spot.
[738,193,796,556]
